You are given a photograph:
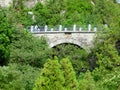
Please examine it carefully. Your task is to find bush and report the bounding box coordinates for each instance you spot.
[0,64,24,90]
[33,59,65,90]
[33,58,79,90]
[95,67,120,90]
[0,63,40,90]
[78,70,96,90]
[10,28,52,68]
[0,8,14,65]
[60,58,78,90]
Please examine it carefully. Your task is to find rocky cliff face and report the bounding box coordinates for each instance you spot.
[0,0,45,8]
[0,0,12,7]
[24,0,38,8]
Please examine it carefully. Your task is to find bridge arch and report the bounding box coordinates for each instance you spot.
[48,38,91,52]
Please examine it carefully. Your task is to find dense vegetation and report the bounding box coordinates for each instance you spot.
[0,0,120,90]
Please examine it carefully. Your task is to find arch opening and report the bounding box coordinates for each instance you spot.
[52,43,83,49]
[51,43,89,76]
[48,38,90,52]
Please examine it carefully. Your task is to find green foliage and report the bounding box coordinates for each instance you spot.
[88,19,120,89]
[78,70,96,90]
[93,67,120,90]
[32,0,120,27]
[15,64,40,90]
[91,29,120,81]
[0,64,40,90]
[0,65,24,90]
[33,0,94,26]
[0,8,14,65]
[86,1,120,89]
[10,28,52,67]
[92,0,120,26]
[64,0,93,25]
[33,58,79,90]
[1,1,120,90]
[9,0,34,27]
[33,0,65,26]
[33,59,65,90]
[89,5,120,89]
[60,58,78,90]
[97,41,120,70]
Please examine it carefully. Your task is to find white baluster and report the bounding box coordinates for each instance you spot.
[44,25,48,32]
[94,27,97,31]
[59,25,62,31]
[73,24,76,31]
[51,28,53,31]
[30,25,34,32]
[88,24,91,31]
[79,27,82,31]
[64,28,67,31]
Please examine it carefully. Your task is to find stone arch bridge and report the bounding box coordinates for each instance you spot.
[30,25,97,51]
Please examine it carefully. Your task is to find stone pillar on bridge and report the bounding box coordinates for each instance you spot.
[73,24,76,31]
[44,25,48,32]
[94,27,97,31]
[51,28,54,31]
[79,27,82,31]
[88,24,91,31]
[64,28,67,31]
[59,25,62,31]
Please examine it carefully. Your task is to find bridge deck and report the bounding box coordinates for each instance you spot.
[31,31,96,34]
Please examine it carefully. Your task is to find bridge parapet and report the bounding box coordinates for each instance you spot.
[29,24,97,33]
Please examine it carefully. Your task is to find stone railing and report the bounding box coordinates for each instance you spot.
[29,24,97,33]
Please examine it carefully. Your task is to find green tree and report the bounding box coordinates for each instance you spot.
[0,63,40,90]
[33,0,94,26]
[33,0,66,26]
[0,64,24,90]
[64,0,93,25]
[78,70,96,90]
[0,8,14,65]
[9,0,34,27]
[33,59,65,90]
[33,0,120,27]
[10,28,51,68]
[60,58,78,90]
[91,28,120,81]
[14,64,40,90]
[92,37,120,89]
[92,0,120,26]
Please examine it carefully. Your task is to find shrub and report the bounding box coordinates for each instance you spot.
[33,59,65,90]
[0,8,14,65]
[78,70,96,90]
[60,58,78,90]
[10,28,52,68]
[33,58,79,90]
[0,64,40,90]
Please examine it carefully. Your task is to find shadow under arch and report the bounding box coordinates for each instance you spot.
[52,43,83,49]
